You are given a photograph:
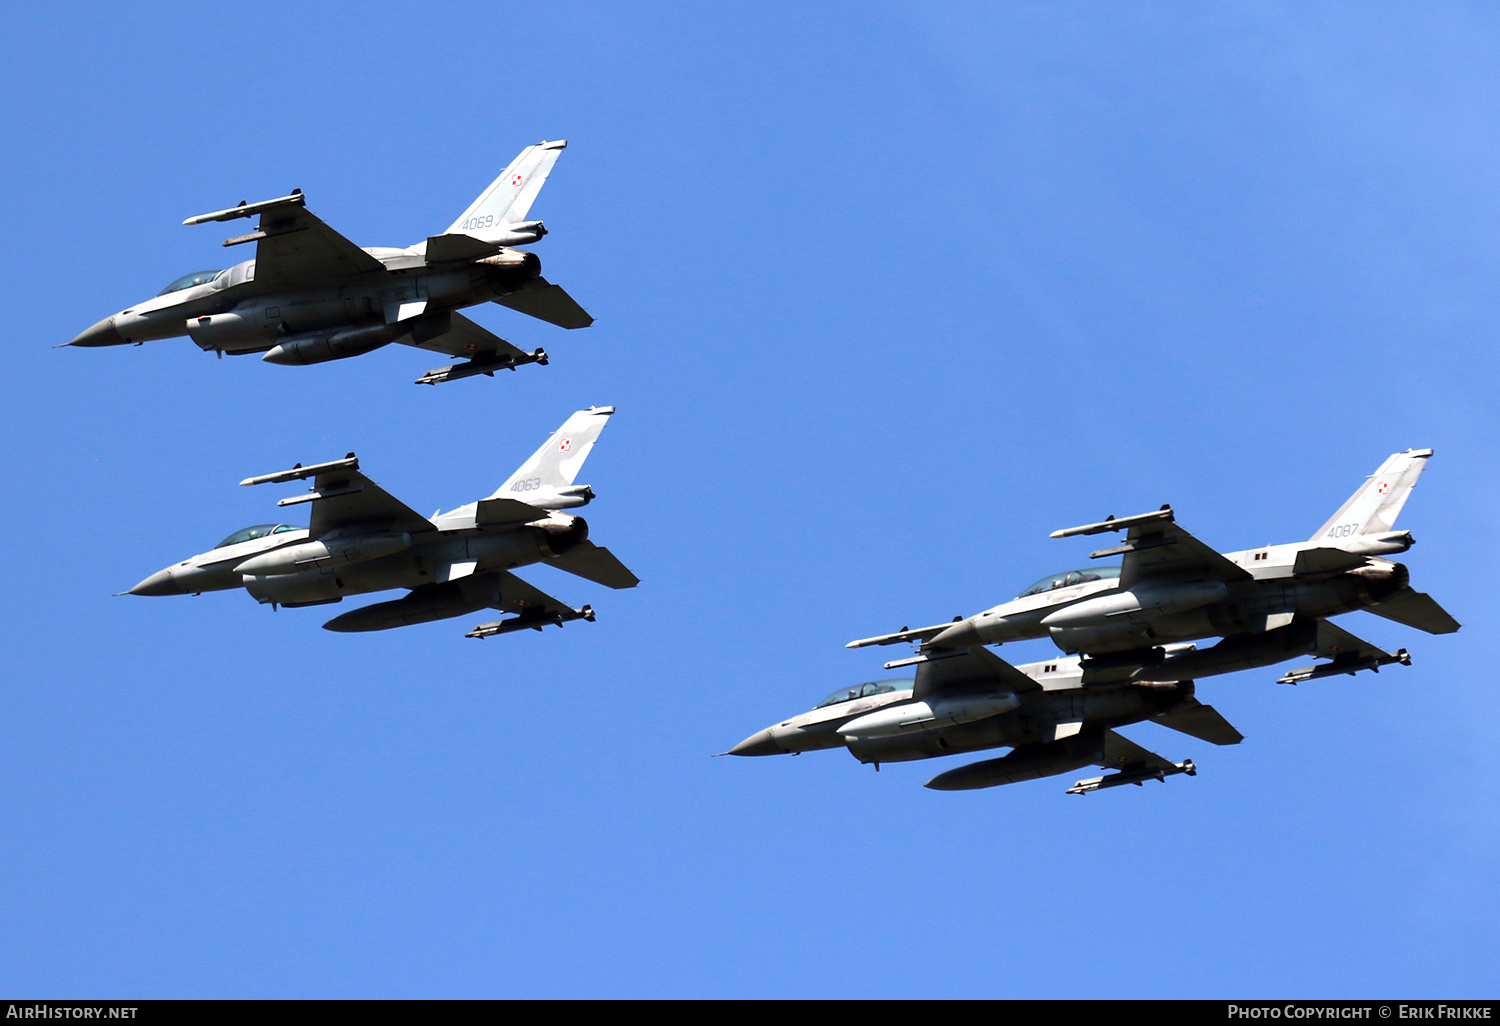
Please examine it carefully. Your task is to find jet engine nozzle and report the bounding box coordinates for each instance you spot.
[536,514,588,558]
[1346,559,1409,604]
[478,248,543,291]
[262,323,407,365]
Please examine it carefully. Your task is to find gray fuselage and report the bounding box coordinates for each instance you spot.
[929,542,1409,659]
[130,512,585,607]
[71,247,538,357]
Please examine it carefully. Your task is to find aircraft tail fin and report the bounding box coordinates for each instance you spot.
[491,406,614,505]
[1310,449,1433,544]
[445,140,568,238]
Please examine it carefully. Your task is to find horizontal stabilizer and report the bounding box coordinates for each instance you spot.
[476,497,553,526]
[546,541,639,590]
[1151,698,1244,746]
[493,277,594,329]
[1365,588,1460,635]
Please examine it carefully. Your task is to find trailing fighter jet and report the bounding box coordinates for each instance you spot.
[125,407,637,637]
[67,141,591,384]
[848,449,1458,685]
[727,646,1244,793]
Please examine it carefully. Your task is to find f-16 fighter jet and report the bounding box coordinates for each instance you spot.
[728,646,1245,793]
[126,407,637,637]
[68,141,591,384]
[849,450,1458,686]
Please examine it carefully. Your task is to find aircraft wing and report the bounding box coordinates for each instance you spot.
[545,541,639,589]
[1053,508,1251,588]
[1276,618,1413,683]
[186,192,383,288]
[493,277,594,329]
[240,455,432,538]
[912,646,1042,700]
[402,310,536,363]
[1098,729,1179,773]
[466,571,597,638]
[488,571,579,617]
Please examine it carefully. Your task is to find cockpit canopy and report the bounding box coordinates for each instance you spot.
[157,270,223,296]
[815,678,914,709]
[214,524,300,549]
[1017,565,1121,599]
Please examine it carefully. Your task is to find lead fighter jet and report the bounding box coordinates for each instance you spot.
[850,450,1459,685]
[68,141,591,384]
[126,407,638,637]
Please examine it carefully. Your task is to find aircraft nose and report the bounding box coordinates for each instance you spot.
[128,566,183,596]
[930,618,983,649]
[68,315,126,347]
[727,728,783,757]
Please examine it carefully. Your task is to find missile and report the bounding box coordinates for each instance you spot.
[466,605,594,639]
[416,348,548,385]
[1277,648,1410,684]
[183,190,305,225]
[1067,758,1195,794]
[838,692,1019,740]
[234,531,411,576]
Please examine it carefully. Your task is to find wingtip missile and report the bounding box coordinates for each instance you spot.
[1051,506,1175,539]
[184,190,306,226]
[240,454,359,487]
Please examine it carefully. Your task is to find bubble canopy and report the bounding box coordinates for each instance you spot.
[815,678,914,709]
[1016,565,1121,599]
[214,524,300,549]
[156,270,223,296]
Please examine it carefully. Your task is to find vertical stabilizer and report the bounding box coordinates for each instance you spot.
[1311,449,1432,543]
[492,406,614,499]
[446,140,568,239]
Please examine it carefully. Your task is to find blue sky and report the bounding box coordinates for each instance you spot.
[1,1,1496,997]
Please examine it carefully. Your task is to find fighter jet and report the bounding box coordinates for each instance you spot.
[727,646,1244,793]
[67,141,591,384]
[126,407,637,636]
[848,449,1458,685]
